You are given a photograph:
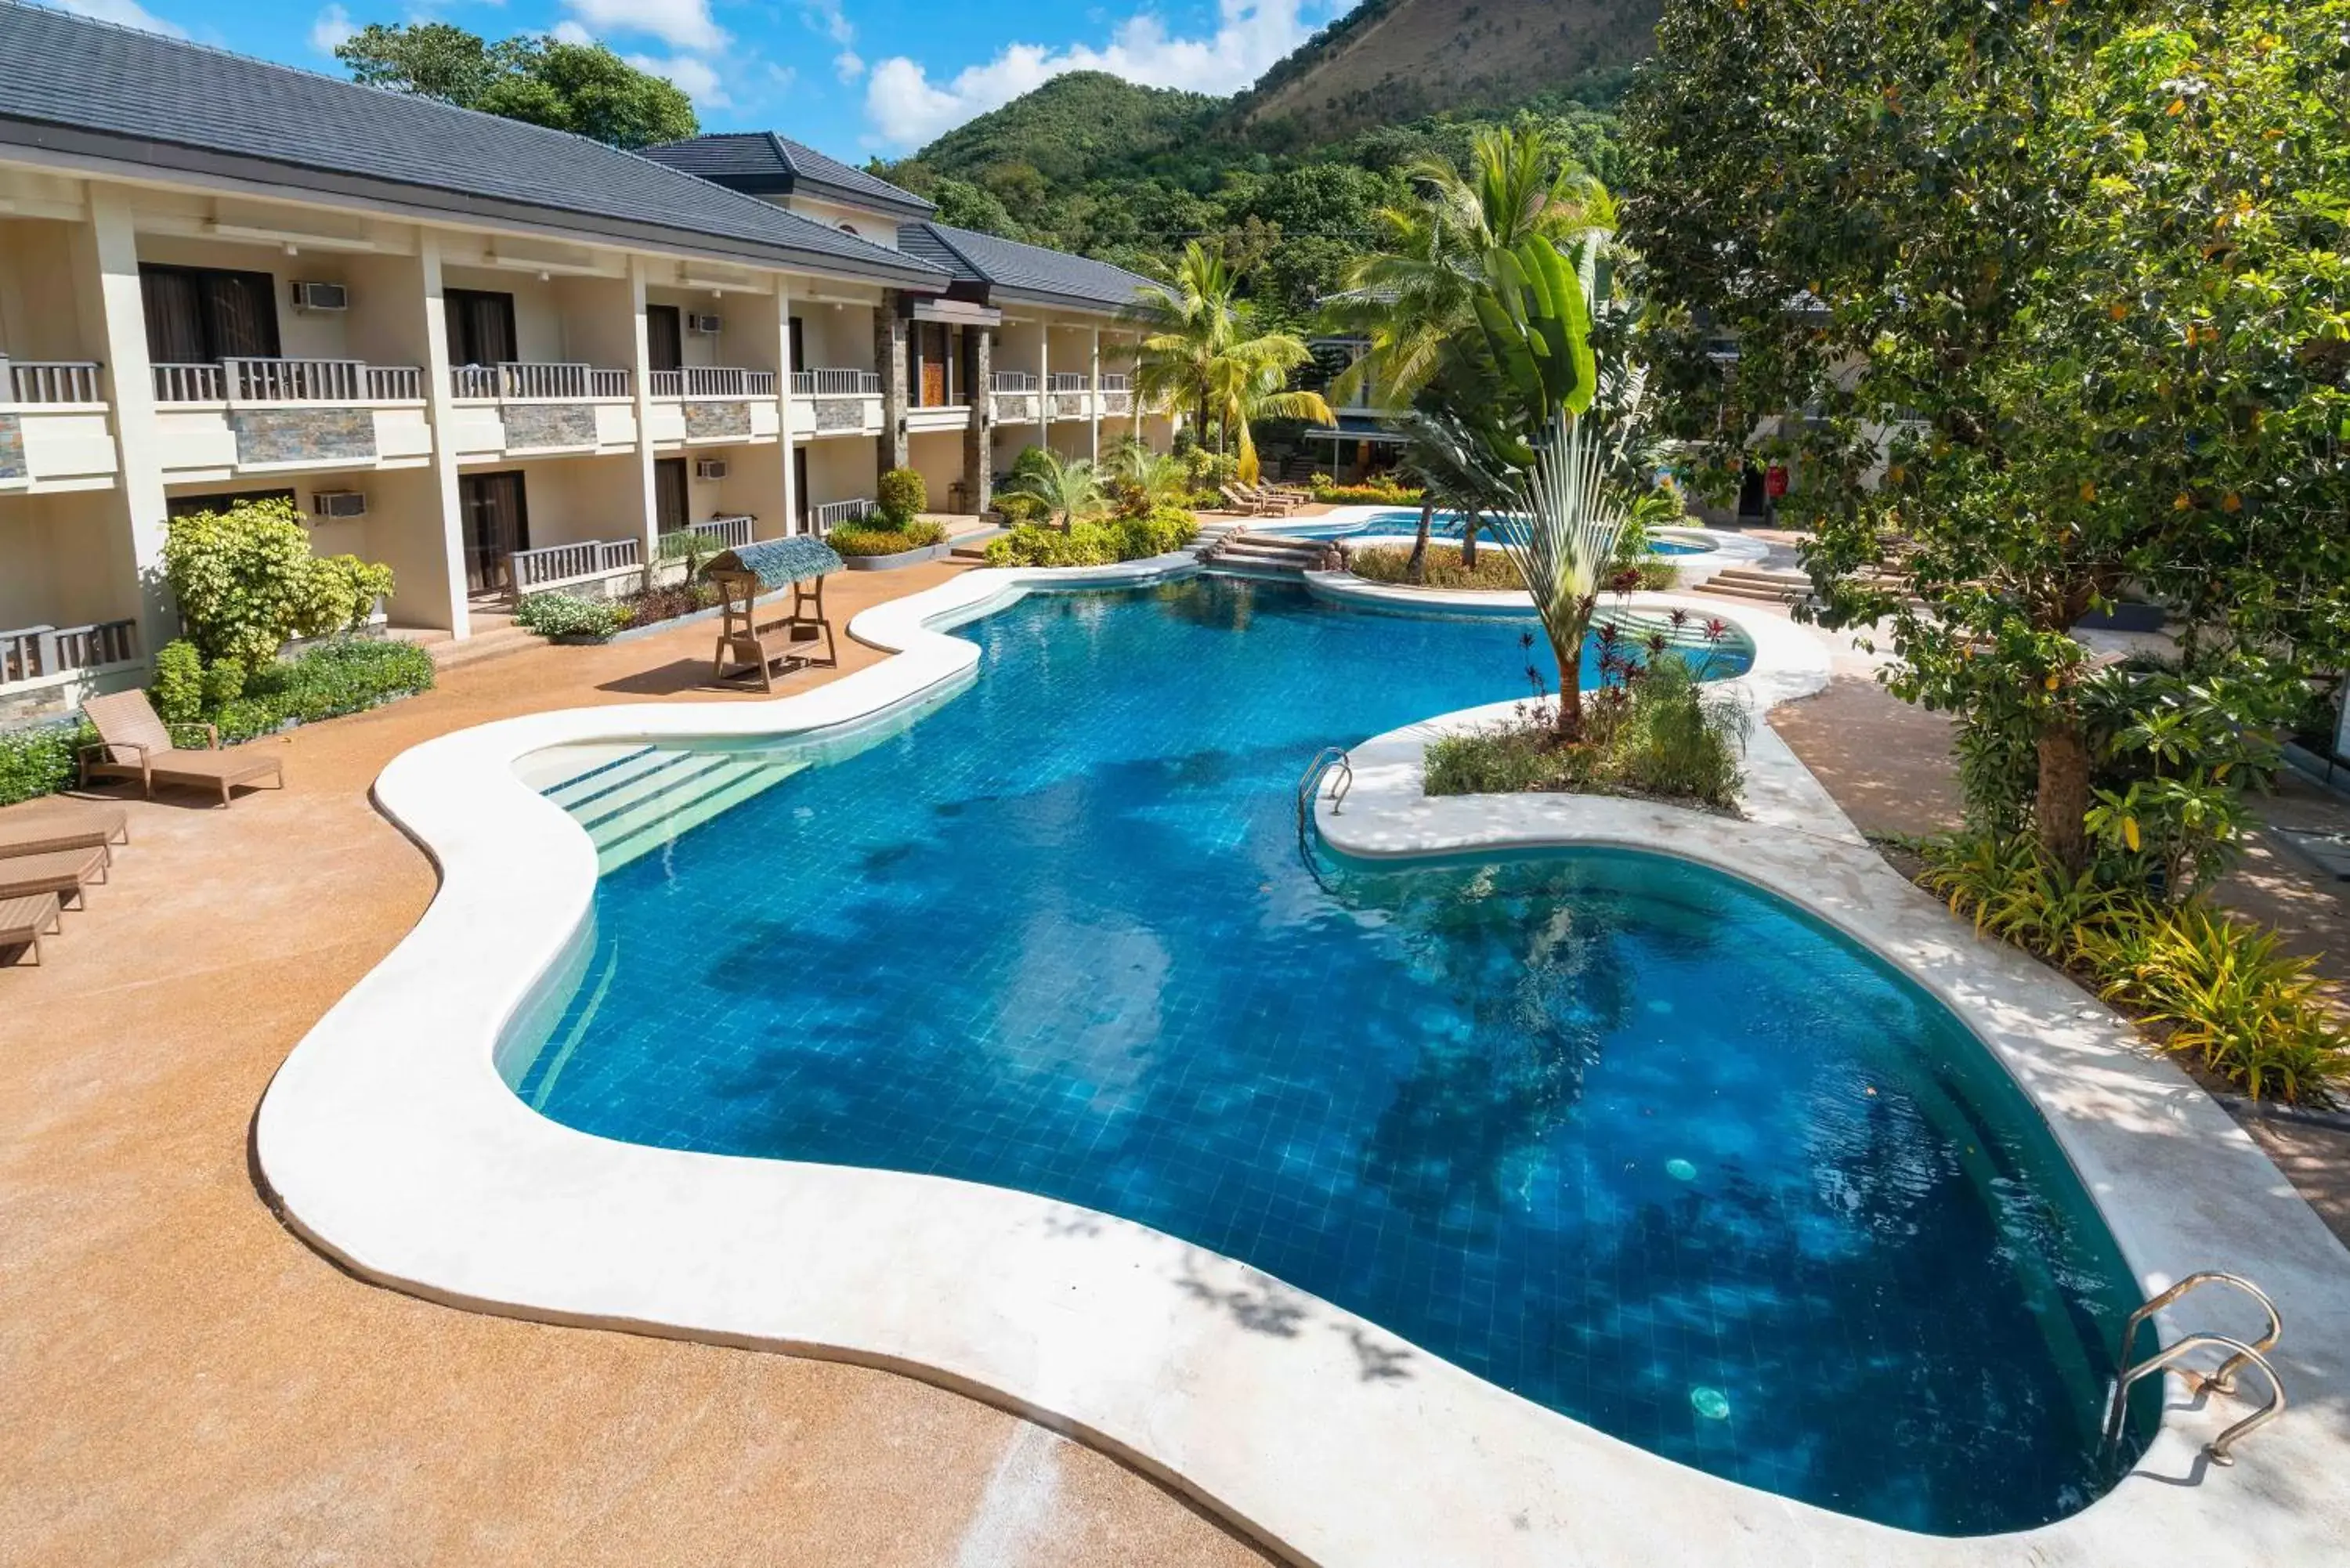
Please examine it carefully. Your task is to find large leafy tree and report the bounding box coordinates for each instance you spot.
[1624,0,2350,870]
[334,23,698,149]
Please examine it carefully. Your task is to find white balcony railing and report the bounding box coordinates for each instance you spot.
[990,370,1037,392]
[684,514,755,551]
[1,618,139,685]
[450,363,633,402]
[649,367,778,399]
[1047,372,1090,392]
[1098,373,1131,392]
[3,360,105,405]
[511,537,642,594]
[808,497,876,531]
[790,367,881,396]
[150,358,423,405]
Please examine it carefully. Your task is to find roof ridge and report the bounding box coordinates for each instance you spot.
[909,219,993,282]
[765,130,802,179]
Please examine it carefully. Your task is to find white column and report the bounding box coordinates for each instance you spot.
[1036,325,1050,457]
[1089,326,1102,461]
[414,233,472,638]
[625,256,659,558]
[85,187,173,661]
[775,277,798,537]
[1127,333,1142,444]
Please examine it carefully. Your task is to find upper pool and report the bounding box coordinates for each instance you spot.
[1276,508,1712,554]
[507,577,2149,1534]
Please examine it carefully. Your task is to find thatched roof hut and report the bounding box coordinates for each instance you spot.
[702,537,843,590]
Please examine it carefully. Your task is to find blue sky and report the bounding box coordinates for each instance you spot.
[56,0,1348,157]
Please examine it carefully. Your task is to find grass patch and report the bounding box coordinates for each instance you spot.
[1347,542,1524,591]
[1425,656,1750,811]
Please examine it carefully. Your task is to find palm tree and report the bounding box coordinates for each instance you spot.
[1004,448,1105,529]
[1132,241,1334,481]
[1395,399,1517,582]
[1106,439,1190,510]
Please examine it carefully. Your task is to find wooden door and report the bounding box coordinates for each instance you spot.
[461,471,530,594]
[647,305,683,374]
[655,457,689,537]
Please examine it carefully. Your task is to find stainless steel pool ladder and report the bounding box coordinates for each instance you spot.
[1296,746,1354,828]
[2101,1272,2285,1466]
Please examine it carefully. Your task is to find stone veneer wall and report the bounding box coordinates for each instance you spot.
[813,399,866,433]
[962,326,992,511]
[874,291,909,480]
[230,409,378,466]
[502,404,599,450]
[682,401,753,441]
[991,394,1037,425]
[1050,393,1086,421]
[0,413,23,479]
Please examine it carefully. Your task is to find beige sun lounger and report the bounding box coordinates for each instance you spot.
[0,845,108,909]
[79,690,286,805]
[0,891,63,966]
[0,801,129,860]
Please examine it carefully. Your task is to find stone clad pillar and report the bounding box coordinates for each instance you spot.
[963,324,992,512]
[875,290,909,484]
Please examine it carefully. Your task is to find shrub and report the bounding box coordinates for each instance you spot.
[200,656,246,710]
[1310,479,1423,505]
[150,640,205,724]
[515,591,629,641]
[1177,447,1239,493]
[208,639,436,744]
[618,580,717,627]
[161,497,396,667]
[993,492,1050,525]
[829,520,949,558]
[985,508,1196,568]
[877,467,927,524]
[0,718,91,807]
[1112,504,1198,559]
[1349,544,1524,591]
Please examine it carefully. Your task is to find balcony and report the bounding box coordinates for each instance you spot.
[0,359,118,490]
[647,366,781,447]
[808,497,876,532]
[989,370,1039,426]
[506,515,754,596]
[1100,373,1133,417]
[0,617,141,718]
[788,367,883,440]
[1045,373,1090,421]
[147,356,431,478]
[446,361,638,461]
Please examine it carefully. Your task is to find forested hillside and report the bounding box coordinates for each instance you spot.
[873,65,1624,330]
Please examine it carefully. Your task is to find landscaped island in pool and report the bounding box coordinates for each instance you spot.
[1275,508,1712,554]
[505,576,2150,1534]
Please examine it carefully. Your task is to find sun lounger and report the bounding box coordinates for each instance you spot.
[0,845,108,909]
[0,891,62,966]
[1246,483,1308,512]
[78,690,285,805]
[1220,483,1292,517]
[0,802,128,860]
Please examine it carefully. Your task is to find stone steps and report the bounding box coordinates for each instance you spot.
[1195,527,1335,580]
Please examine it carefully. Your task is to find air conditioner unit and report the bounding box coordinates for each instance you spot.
[693,458,729,480]
[291,280,349,312]
[310,490,368,519]
[686,312,722,335]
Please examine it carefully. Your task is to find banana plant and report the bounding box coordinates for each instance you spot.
[1471,233,1599,437]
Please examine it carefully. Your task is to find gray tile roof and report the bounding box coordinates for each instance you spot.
[0,1,945,286]
[898,221,1156,314]
[640,133,935,219]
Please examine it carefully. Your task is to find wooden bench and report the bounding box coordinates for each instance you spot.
[0,891,62,966]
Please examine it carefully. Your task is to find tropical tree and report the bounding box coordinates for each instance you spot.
[334,23,697,148]
[1394,399,1517,580]
[1003,449,1106,529]
[1131,242,1335,482]
[1624,0,2350,872]
[1105,440,1191,511]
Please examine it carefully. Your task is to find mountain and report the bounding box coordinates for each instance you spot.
[888,72,1222,190]
[1235,0,1659,139]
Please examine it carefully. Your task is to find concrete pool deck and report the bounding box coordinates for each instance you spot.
[248,560,2350,1566]
[0,558,1271,1568]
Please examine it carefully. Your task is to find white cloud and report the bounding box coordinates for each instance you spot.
[55,0,187,37]
[625,50,732,109]
[551,19,595,45]
[833,49,865,82]
[804,0,855,48]
[862,0,1329,150]
[308,3,356,54]
[562,0,725,53]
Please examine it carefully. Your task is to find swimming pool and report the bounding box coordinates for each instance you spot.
[1277,509,1712,555]
[509,576,2149,1534]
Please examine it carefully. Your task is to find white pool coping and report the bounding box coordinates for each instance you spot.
[255,562,2350,1568]
[1282,508,1770,587]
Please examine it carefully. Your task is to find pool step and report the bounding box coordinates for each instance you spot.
[540,744,809,873]
[1690,566,1815,607]
[1196,529,1339,580]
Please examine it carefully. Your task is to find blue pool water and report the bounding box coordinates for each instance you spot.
[512,577,2149,1534]
[1279,508,1711,554]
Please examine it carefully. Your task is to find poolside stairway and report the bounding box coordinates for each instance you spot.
[1690,565,1817,609]
[537,744,809,873]
[1196,526,1337,582]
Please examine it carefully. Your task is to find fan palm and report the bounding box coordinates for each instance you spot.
[1106,439,1190,510]
[1004,448,1106,529]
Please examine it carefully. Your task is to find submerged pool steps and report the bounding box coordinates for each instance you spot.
[541,745,809,873]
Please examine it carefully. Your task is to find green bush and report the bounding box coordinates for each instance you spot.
[515,591,630,641]
[1307,473,1423,505]
[829,520,949,558]
[1177,447,1238,493]
[0,718,91,807]
[201,656,247,710]
[984,507,1197,568]
[1349,544,1524,591]
[151,640,204,724]
[1917,832,2350,1103]
[877,466,927,524]
[161,497,396,667]
[1423,655,1748,811]
[1113,504,1198,558]
[208,638,436,744]
[993,492,1050,525]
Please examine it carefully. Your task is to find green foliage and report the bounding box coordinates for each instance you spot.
[1626,0,2350,873]
[1310,479,1423,505]
[877,467,928,525]
[1425,653,1746,807]
[983,508,1198,567]
[1918,833,2349,1103]
[201,656,246,711]
[1349,543,1522,591]
[1002,449,1108,527]
[0,717,91,807]
[992,492,1050,525]
[333,23,696,148]
[1106,441,1193,514]
[828,521,949,558]
[161,498,396,669]
[514,591,630,641]
[1130,241,1333,481]
[150,640,204,725]
[206,640,435,745]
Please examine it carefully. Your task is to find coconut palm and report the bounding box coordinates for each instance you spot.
[1208,339,1334,486]
[1132,242,1334,481]
[1394,399,1517,581]
[1003,448,1106,529]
